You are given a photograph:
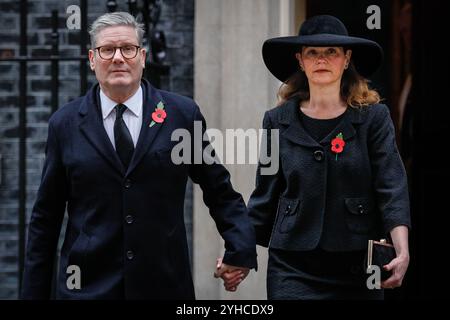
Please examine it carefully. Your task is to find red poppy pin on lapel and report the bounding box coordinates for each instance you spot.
[150,101,167,127]
[331,132,345,161]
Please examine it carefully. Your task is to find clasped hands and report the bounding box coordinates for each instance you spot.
[213,258,250,292]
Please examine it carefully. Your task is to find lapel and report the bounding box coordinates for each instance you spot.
[125,79,165,176]
[318,110,356,146]
[78,84,125,175]
[278,96,365,148]
[319,105,366,145]
[279,97,321,148]
[78,80,166,177]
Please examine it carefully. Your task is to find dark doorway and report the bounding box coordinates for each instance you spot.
[407,0,450,299]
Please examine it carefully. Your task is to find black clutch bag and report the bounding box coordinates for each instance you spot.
[366,239,396,280]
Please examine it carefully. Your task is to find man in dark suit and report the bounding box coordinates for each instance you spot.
[21,12,256,299]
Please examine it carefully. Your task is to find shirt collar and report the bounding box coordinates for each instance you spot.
[100,86,143,120]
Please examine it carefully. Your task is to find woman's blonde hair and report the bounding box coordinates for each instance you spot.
[277,61,381,107]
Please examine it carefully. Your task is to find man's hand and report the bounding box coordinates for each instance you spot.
[214,257,249,292]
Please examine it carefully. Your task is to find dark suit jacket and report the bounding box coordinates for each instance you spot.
[248,96,411,251]
[21,79,257,299]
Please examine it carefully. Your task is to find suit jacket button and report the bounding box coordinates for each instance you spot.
[126,250,134,260]
[125,215,134,224]
[313,150,324,162]
[124,179,132,188]
[358,205,364,214]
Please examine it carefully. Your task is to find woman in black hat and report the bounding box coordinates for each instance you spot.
[243,15,411,299]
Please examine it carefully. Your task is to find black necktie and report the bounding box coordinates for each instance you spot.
[114,104,134,169]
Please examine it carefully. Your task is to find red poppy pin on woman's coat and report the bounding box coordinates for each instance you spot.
[331,132,345,161]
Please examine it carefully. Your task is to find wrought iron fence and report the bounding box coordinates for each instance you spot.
[0,0,170,295]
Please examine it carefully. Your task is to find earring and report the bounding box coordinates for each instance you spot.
[300,65,305,72]
[344,62,349,69]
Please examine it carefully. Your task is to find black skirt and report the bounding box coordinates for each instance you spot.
[267,248,384,300]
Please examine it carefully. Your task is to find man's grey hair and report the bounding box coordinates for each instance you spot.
[88,12,145,48]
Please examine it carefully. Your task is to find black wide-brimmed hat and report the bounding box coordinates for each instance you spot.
[262,15,383,82]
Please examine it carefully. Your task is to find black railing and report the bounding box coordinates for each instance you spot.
[17,0,28,294]
[0,0,169,295]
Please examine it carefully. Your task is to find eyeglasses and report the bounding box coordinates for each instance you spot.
[95,45,141,60]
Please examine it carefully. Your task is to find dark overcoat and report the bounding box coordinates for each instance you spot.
[21,79,257,299]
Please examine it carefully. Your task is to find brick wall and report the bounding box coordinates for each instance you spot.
[0,0,194,299]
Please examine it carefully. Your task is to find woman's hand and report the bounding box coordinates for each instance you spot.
[381,253,409,289]
[382,225,410,289]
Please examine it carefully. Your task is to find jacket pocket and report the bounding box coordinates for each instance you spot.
[67,231,90,270]
[344,197,374,234]
[276,197,300,234]
[166,222,190,286]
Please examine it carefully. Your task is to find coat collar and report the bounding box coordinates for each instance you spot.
[278,95,366,148]
[78,79,166,177]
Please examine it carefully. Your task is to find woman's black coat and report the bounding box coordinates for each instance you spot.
[248,97,411,251]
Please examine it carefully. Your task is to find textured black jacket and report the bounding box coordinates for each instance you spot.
[248,96,411,251]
